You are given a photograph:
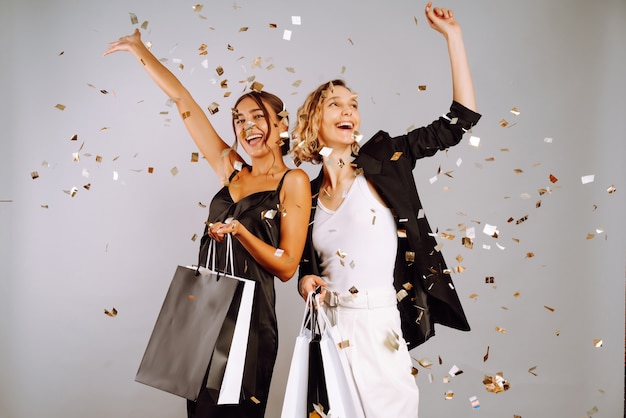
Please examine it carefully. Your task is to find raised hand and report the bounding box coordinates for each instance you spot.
[424,2,462,39]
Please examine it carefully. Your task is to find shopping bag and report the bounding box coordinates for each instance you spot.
[203,234,256,405]
[135,235,255,402]
[134,264,242,400]
[307,304,330,416]
[280,294,314,418]
[317,301,366,418]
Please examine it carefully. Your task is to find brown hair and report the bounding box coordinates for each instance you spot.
[231,91,290,156]
[291,79,357,165]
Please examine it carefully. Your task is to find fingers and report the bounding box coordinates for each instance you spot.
[425,2,454,20]
[299,275,328,300]
[207,220,238,242]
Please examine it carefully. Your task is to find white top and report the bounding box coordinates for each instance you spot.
[312,174,398,293]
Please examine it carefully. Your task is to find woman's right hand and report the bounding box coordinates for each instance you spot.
[299,275,328,301]
[103,28,143,56]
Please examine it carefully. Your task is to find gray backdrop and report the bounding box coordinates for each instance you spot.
[1,0,624,417]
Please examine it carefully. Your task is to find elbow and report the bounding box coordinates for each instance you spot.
[276,266,298,282]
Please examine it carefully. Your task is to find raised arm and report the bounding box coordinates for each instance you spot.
[103,29,240,180]
[425,2,477,112]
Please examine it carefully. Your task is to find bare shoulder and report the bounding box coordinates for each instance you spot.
[283,168,311,188]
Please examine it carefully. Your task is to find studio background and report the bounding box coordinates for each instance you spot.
[1,0,624,417]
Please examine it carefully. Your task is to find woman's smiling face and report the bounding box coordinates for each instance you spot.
[318,85,360,148]
[233,97,281,157]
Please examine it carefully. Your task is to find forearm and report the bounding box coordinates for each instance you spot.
[234,228,300,281]
[129,41,190,104]
[446,30,477,112]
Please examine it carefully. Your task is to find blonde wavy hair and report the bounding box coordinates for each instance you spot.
[291,79,360,166]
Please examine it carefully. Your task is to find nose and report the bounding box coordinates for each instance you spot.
[341,106,352,116]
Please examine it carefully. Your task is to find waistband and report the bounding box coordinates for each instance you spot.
[324,287,397,309]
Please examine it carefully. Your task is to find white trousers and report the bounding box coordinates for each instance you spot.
[323,288,419,418]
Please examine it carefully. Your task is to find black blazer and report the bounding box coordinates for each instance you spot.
[299,101,481,349]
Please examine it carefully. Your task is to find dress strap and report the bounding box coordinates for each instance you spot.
[227,163,250,182]
[275,169,292,193]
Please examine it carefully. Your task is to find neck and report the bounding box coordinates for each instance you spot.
[248,152,287,177]
[322,151,356,189]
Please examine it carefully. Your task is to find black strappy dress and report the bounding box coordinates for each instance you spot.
[187,168,290,418]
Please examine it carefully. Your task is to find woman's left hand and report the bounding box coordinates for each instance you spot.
[208,220,240,242]
[424,2,462,39]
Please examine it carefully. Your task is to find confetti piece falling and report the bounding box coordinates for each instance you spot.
[483,372,510,393]
[581,174,595,184]
[104,307,118,317]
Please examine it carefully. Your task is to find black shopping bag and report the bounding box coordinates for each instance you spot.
[135,264,242,400]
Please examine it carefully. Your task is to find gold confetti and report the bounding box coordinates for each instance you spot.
[485,276,494,283]
[593,339,603,348]
[495,326,506,333]
[250,81,264,92]
[415,358,433,368]
[528,366,538,376]
[349,286,359,294]
[55,104,66,111]
[338,340,350,349]
[250,396,260,404]
[469,293,478,300]
[510,107,520,116]
[191,152,199,162]
[607,185,616,194]
[170,167,179,176]
[516,215,528,225]
[483,372,510,393]
[499,119,508,127]
[129,12,138,25]
[83,183,91,190]
[215,65,224,76]
[141,21,149,30]
[269,23,277,28]
[30,171,39,179]
[417,85,427,91]
[148,167,154,173]
[549,173,558,183]
[188,294,195,301]
[444,391,454,400]
[544,305,555,312]
[192,4,203,12]
[525,252,534,258]
[239,26,249,32]
[390,152,403,161]
[104,307,118,317]
[483,346,490,362]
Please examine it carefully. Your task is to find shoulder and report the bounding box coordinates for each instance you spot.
[283,168,311,188]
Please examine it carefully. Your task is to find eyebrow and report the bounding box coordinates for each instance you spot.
[233,108,264,118]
